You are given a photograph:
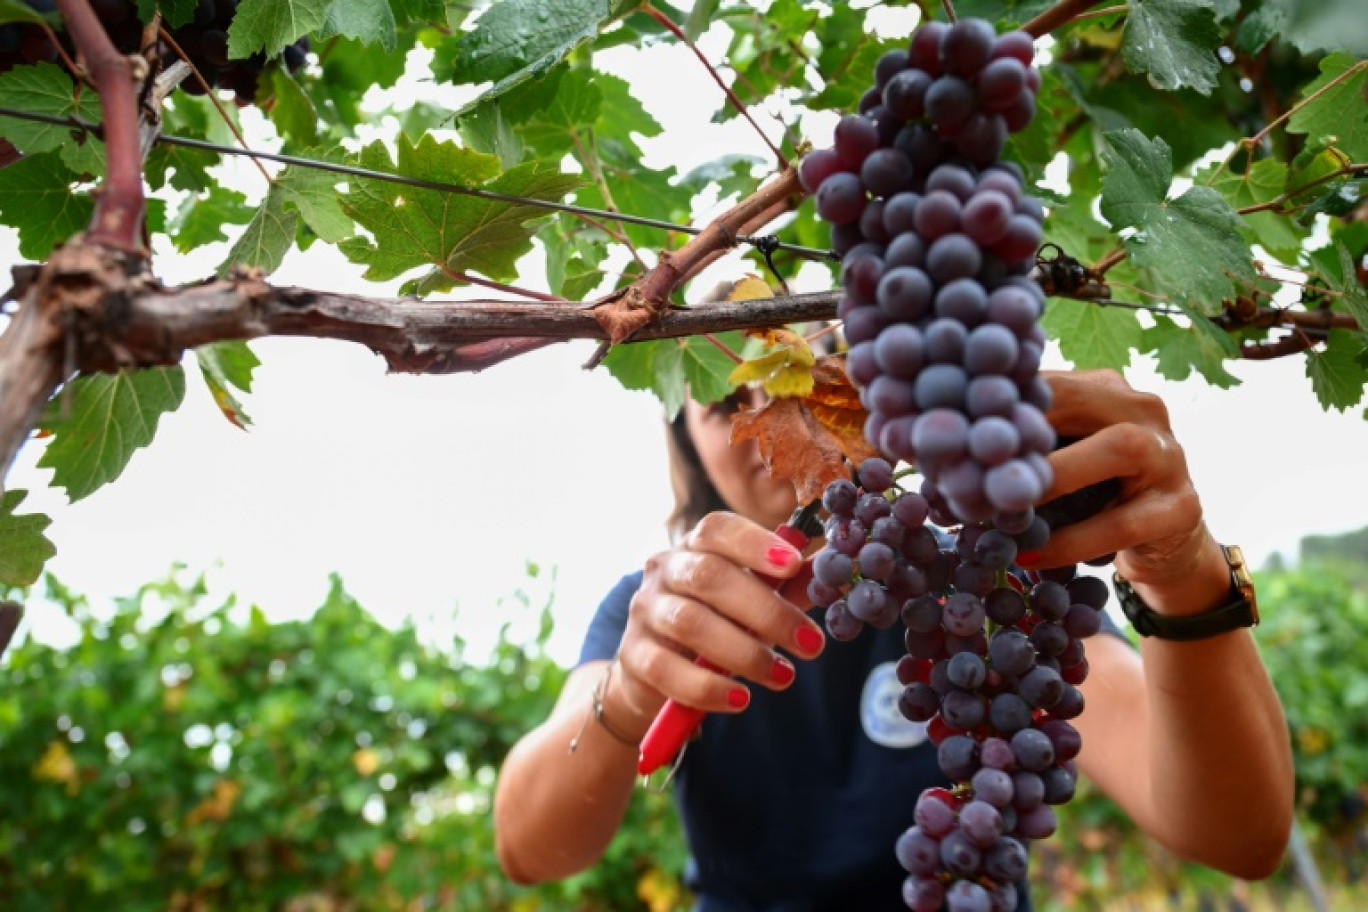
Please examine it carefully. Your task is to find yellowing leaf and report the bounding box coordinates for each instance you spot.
[32,740,79,793]
[352,747,380,777]
[803,356,878,466]
[1297,726,1329,756]
[725,274,773,301]
[728,333,817,398]
[729,349,789,384]
[766,364,816,398]
[186,778,241,825]
[637,865,686,912]
[731,356,876,505]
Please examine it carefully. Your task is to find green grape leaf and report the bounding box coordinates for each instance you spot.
[683,0,720,39]
[679,154,765,204]
[135,0,198,28]
[219,185,300,277]
[1238,0,1368,57]
[435,0,631,107]
[313,35,411,128]
[592,72,662,157]
[543,219,609,298]
[0,490,55,587]
[1141,312,1242,388]
[338,134,580,288]
[680,335,743,405]
[604,334,742,419]
[1080,68,1240,172]
[1040,298,1143,372]
[807,4,900,112]
[227,0,328,60]
[196,341,260,430]
[603,339,686,418]
[261,65,319,146]
[317,0,398,52]
[391,0,444,26]
[0,62,106,177]
[948,1,1053,26]
[1329,244,1368,333]
[562,265,607,301]
[37,367,187,502]
[168,186,254,253]
[276,156,353,243]
[808,34,903,112]
[145,96,223,193]
[460,100,527,168]
[1200,159,1307,264]
[0,152,92,260]
[0,0,51,24]
[1281,0,1368,56]
[1287,55,1368,165]
[1099,128,1254,310]
[1305,330,1368,412]
[513,68,602,159]
[1121,0,1222,95]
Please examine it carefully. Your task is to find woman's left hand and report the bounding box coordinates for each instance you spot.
[1023,369,1218,591]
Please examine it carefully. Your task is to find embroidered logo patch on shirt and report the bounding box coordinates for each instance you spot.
[860,660,929,749]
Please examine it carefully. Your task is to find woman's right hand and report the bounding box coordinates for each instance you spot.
[610,512,828,726]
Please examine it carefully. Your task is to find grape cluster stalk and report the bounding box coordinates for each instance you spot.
[0,1,307,104]
[802,18,1114,912]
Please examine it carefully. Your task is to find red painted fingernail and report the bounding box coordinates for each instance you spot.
[771,657,796,686]
[727,687,750,708]
[767,544,799,568]
[1017,551,1041,566]
[795,625,824,654]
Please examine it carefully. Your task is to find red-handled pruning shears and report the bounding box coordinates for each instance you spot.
[637,501,824,779]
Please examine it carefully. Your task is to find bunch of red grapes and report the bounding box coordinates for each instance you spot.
[803,17,1120,912]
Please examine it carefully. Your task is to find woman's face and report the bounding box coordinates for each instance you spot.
[683,387,797,530]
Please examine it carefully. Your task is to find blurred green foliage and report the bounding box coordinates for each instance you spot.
[3,546,1368,911]
[0,567,686,911]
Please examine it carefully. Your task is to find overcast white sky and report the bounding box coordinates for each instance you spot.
[5,19,1368,667]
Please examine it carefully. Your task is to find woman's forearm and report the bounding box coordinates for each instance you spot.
[493,662,650,883]
[1085,537,1295,880]
[1129,539,1295,879]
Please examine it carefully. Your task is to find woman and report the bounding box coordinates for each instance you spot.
[492,369,1294,911]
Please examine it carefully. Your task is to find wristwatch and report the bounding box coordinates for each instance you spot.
[1113,544,1260,641]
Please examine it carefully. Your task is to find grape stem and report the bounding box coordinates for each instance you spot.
[54,0,147,254]
[1022,0,1113,38]
[586,166,804,352]
[156,26,273,185]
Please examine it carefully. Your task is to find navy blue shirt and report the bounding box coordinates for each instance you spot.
[579,570,1125,912]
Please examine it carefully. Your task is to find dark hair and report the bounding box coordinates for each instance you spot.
[664,410,730,543]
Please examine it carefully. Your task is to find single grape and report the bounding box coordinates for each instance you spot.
[987,629,1035,677]
[883,67,932,120]
[939,18,996,77]
[815,172,867,225]
[823,600,864,641]
[861,147,915,198]
[988,692,1032,734]
[913,189,963,240]
[927,233,984,284]
[925,75,975,129]
[895,826,943,876]
[833,113,880,168]
[900,682,941,723]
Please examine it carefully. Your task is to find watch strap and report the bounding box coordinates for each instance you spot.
[1113,545,1259,641]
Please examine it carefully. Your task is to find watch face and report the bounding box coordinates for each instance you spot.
[1224,544,1259,624]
